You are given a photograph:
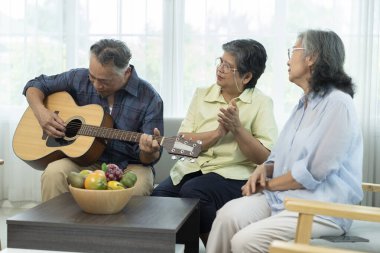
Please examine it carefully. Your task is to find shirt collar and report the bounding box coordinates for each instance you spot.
[238,88,254,103]
[204,84,254,104]
[122,65,139,97]
[298,92,323,110]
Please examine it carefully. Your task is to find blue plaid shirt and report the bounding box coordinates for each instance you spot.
[23,66,164,169]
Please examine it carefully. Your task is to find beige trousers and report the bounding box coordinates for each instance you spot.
[41,158,154,202]
[206,193,343,253]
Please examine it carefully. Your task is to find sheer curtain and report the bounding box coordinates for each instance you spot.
[352,0,380,206]
[0,0,379,205]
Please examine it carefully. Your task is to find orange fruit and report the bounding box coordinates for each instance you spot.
[84,173,107,190]
[93,169,105,176]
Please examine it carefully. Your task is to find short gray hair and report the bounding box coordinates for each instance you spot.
[90,39,132,70]
[222,39,267,89]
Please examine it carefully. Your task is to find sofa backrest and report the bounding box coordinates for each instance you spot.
[154,118,183,184]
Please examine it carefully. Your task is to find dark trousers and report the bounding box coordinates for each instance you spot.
[151,171,246,233]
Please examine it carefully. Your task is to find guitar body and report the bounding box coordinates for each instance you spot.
[13,92,202,171]
[13,92,112,171]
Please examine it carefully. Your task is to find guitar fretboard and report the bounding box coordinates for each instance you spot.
[78,124,164,143]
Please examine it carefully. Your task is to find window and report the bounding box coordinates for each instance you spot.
[1,0,379,203]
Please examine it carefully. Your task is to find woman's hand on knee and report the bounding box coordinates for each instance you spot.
[241,164,267,196]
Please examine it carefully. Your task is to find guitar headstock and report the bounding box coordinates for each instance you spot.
[162,136,202,159]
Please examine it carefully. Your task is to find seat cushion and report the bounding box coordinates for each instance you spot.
[311,220,380,252]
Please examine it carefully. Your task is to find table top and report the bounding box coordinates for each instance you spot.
[7,193,199,233]
[1,245,185,253]
[0,249,80,253]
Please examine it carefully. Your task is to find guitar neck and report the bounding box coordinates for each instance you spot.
[78,124,164,143]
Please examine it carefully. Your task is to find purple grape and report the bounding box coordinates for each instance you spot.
[105,164,123,182]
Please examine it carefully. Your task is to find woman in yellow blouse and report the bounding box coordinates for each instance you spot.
[152,39,278,245]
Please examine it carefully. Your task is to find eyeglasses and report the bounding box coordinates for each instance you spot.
[288,47,305,60]
[215,57,238,73]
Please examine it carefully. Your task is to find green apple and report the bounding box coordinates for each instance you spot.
[120,171,137,188]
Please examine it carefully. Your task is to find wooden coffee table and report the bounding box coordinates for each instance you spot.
[7,193,199,253]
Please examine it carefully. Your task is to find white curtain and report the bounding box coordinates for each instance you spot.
[353,0,380,206]
[0,0,379,205]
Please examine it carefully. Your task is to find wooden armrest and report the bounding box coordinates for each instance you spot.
[285,198,380,222]
[269,241,365,253]
[285,197,380,244]
[362,182,380,192]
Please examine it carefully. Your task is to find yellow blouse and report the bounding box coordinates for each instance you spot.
[170,84,278,185]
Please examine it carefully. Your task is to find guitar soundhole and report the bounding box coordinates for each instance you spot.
[66,119,82,138]
[46,118,82,148]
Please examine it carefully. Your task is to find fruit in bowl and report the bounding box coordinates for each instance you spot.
[69,185,134,214]
[67,163,138,214]
[121,171,138,188]
[104,163,124,181]
[84,172,107,190]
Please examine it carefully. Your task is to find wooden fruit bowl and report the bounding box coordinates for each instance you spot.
[69,185,134,214]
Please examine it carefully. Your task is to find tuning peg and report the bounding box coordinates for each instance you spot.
[180,157,185,161]
[171,155,178,160]
[197,140,203,145]
[189,158,195,163]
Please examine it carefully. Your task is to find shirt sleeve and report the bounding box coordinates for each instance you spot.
[23,70,77,96]
[179,88,200,133]
[141,94,164,136]
[291,98,357,190]
[251,97,278,150]
[138,93,164,166]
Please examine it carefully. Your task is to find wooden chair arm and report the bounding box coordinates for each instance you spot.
[285,198,380,222]
[280,183,380,248]
[362,182,380,192]
[284,197,380,244]
[269,240,365,253]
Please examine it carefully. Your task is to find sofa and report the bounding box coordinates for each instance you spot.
[154,117,184,184]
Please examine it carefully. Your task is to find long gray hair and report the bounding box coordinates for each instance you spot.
[298,30,354,97]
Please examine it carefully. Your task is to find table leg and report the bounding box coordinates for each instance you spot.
[177,203,200,253]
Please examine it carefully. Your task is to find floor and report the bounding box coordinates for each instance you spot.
[0,202,206,252]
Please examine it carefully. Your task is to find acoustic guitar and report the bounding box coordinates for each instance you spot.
[13,91,202,171]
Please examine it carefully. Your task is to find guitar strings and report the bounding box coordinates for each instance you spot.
[65,122,200,158]
[64,121,180,141]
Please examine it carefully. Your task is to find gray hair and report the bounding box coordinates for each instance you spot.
[222,39,267,89]
[297,29,354,97]
[90,39,132,71]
